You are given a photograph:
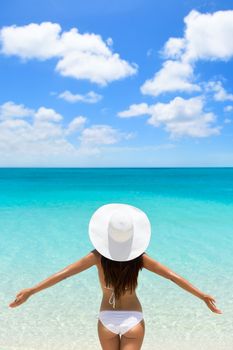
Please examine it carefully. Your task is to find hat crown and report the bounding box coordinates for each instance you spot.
[88,203,151,261]
[108,209,133,243]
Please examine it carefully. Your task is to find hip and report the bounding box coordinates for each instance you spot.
[98,310,144,335]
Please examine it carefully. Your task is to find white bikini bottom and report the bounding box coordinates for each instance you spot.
[98,310,144,336]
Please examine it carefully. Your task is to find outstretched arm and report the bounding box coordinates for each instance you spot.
[143,253,222,314]
[9,249,99,308]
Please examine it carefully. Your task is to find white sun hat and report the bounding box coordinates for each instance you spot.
[88,203,151,261]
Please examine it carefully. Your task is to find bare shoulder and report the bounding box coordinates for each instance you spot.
[142,252,156,270]
[89,249,101,265]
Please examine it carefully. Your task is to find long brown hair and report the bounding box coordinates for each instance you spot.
[101,253,144,299]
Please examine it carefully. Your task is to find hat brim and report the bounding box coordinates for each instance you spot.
[88,203,151,261]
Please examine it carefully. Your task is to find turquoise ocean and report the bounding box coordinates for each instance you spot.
[0,168,233,350]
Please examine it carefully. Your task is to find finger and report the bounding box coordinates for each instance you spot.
[9,299,20,307]
[9,300,23,308]
[205,298,216,307]
[208,304,216,312]
[210,297,216,303]
[206,301,216,310]
[9,301,18,308]
[211,296,216,302]
[207,302,222,314]
[213,308,222,314]
[9,297,23,307]
[209,300,220,310]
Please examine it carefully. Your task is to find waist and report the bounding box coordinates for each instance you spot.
[100,296,142,312]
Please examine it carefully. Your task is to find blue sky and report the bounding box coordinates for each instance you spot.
[0,0,233,167]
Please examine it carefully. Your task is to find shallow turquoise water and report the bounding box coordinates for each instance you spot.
[0,168,233,350]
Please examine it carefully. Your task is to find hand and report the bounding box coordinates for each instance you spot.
[201,294,222,314]
[9,288,33,308]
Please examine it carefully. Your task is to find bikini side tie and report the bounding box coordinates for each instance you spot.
[104,286,129,309]
[109,290,116,309]
[104,287,116,308]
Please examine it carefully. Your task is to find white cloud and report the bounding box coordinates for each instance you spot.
[119,96,221,138]
[183,10,233,61]
[34,107,63,122]
[224,105,233,112]
[58,90,102,103]
[0,118,32,131]
[0,101,133,164]
[141,60,200,96]
[55,50,136,85]
[31,120,64,141]
[0,22,137,85]
[106,37,113,46]
[0,101,34,119]
[79,124,127,145]
[65,116,87,135]
[0,22,61,60]
[141,10,233,97]
[77,124,135,157]
[162,38,186,59]
[205,81,233,102]
[118,103,150,118]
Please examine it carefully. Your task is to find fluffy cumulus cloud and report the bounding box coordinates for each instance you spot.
[118,10,233,139]
[79,125,123,145]
[141,10,233,96]
[34,107,63,122]
[162,38,186,59]
[58,90,102,103]
[65,116,87,135]
[204,81,233,102]
[0,22,137,85]
[182,10,233,62]
[0,101,132,164]
[0,101,34,119]
[119,96,221,138]
[118,103,151,118]
[141,60,200,96]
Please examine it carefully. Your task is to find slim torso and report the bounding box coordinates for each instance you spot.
[95,253,143,312]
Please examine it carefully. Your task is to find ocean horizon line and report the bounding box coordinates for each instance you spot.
[0,166,233,169]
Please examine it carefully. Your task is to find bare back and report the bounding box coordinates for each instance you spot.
[94,251,143,312]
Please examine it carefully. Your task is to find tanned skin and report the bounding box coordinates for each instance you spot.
[9,250,222,314]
